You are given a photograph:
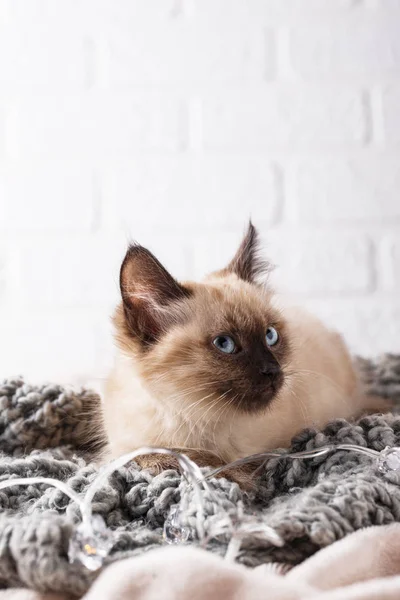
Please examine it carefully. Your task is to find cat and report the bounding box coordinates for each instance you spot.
[102,223,388,479]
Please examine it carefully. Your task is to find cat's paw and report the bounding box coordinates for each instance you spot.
[131,448,221,476]
[132,449,257,492]
[214,464,258,492]
[132,453,181,475]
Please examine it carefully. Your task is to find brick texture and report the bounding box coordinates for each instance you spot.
[380,236,400,292]
[0,162,96,231]
[98,25,272,86]
[381,85,400,146]
[305,299,400,356]
[0,247,7,303]
[201,87,368,151]
[287,158,400,222]
[0,0,399,382]
[101,158,280,232]
[0,27,90,92]
[268,233,374,295]
[0,107,5,158]
[289,21,400,80]
[16,237,123,308]
[189,0,361,23]
[11,94,187,158]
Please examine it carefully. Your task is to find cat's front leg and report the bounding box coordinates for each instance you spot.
[133,449,256,491]
[132,448,221,476]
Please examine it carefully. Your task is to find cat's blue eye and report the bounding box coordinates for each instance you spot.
[213,335,236,354]
[266,327,279,347]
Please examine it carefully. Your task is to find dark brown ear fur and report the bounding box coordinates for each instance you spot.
[222,222,271,283]
[120,244,190,344]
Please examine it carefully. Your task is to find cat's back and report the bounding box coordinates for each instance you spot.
[282,303,361,423]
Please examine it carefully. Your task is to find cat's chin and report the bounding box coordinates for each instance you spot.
[231,375,285,415]
[235,388,282,415]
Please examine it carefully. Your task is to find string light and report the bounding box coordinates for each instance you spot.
[0,444,399,571]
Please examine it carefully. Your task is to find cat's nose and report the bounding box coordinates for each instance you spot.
[259,364,280,377]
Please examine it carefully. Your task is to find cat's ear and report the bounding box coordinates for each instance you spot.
[120,244,190,343]
[224,222,271,283]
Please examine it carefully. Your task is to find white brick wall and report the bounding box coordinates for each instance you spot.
[0,0,399,385]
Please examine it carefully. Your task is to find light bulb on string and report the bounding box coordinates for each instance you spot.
[0,443,399,571]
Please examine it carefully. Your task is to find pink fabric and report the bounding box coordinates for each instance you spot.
[81,523,400,600]
[5,524,400,600]
[0,593,69,600]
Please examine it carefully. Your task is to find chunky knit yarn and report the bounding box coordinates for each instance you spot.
[0,354,399,596]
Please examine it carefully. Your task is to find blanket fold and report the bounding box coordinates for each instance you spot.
[0,354,399,596]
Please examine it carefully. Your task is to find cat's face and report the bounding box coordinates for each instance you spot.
[114,224,290,419]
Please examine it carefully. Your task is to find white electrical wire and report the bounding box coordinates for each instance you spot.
[0,443,397,571]
[81,447,209,538]
[0,476,83,507]
[204,444,380,480]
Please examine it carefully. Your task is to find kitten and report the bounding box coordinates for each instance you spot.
[102,224,387,475]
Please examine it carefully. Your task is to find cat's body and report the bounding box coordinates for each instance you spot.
[102,224,386,468]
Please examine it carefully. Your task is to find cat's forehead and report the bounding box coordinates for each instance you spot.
[188,280,279,332]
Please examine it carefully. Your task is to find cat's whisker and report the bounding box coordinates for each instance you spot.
[167,383,219,421]
[285,368,345,393]
[141,385,220,448]
[152,379,220,399]
[282,375,310,425]
[210,395,232,434]
[211,394,237,450]
[227,395,242,444]
[171,392,218,444]
[284,368,351,408]
[197,390,231,443]
[181,400,217,448]
[163,386,220,413]
[151,371,220,388]
[181,394,217,424]
[183,396,222,447]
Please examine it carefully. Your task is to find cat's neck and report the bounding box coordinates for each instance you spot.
[102,352,243,461]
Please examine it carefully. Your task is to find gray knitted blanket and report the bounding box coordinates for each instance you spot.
[1,355,400,597]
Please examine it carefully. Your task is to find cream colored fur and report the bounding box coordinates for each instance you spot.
[103,224,387,465]
[103,292,377,463]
